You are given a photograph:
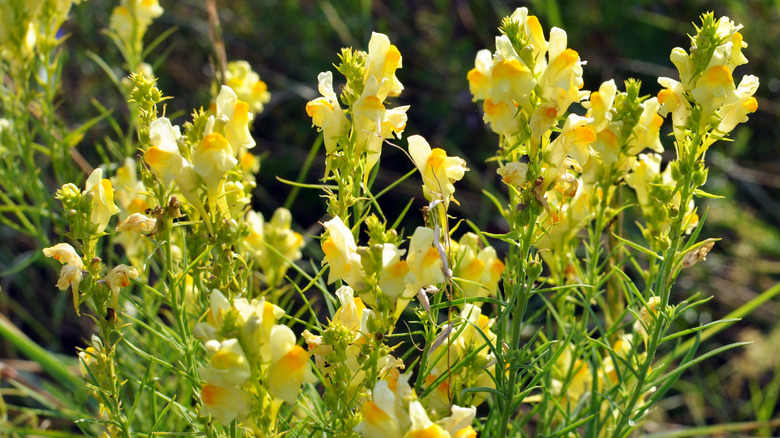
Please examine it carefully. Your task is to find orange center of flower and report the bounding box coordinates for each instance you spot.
[701,65,733,87]
[657,89,679,109]
[427,148,447,170]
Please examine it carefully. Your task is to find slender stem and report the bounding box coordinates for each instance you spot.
[497,220,537,437]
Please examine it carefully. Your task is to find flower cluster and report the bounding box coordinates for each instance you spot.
[225,60,271,116]
[662,14,757,147]
[193,289,315,429]
[43,241,138,315]
[355,372,478,438]
[467,7,587,145]
[303,285,405,430]
[320,215,420,319]
[143,85,256,226]
[306,32,409,181]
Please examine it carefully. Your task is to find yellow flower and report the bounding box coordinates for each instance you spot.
[542,114,596,193]
[670,48,695,90]
[144,117,184,187]
[453,233,505,298]
[43,243,83,268]
[439,405,477,438]
[691,65,737,130]
[530,102,560,144]
[245,207,304,286]
[115,212,156,234]
[406,227,445,293]
[243,210,265,258]
[56,265,84,297]
[85,168,121,234]
[213,85,255,155]
[627,97,664,155]
[200,384,250,426]
[657,77,691,134]
[552,344,593,406]
[584,80,617,131]
[109,0,163,45]
[498,161,529,188]
[408,135,468,206]
[716,74,759,135]
[482,98,519,138]
[404,401,449,438]
[112,158,150,215]
[225,60,271,115]
[200,338,252,387]
[267,324,314,403]
[333,285,367,332]
[353,78,410,179]
[378,243,413,302]
[105,264,139,294]
[625,153,661,206]
[44,243,84,313]
[539,29,586,115]
[306,71,349,155]
[365,32,404,100]
[234,295,284,361]
[490,36,535,107]
[78,346,96,377]
[508,8,548,71]
[591,125,621,166]
[108,6,133,43]
[454,427,477,438]
[467,49,494,102]
[223,180,250,218]
[192,132,238,216]
[321,216,363,287]
[354,379,405,438]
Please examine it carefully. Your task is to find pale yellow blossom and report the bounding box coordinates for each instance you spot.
[716,74,759,135]
[453,233,505,298]
[200,384,250,426]
[625,153,662,206]
[115,213,156,234]
[144,117,184,187]
[406,227,445,295]
[105,264,139,294]
[408,135,468,206]
[306,71,349,154]
[213,85,255,155]
[43,243,83,268]
[267,324,314,403]
[85,169,121,234]
[192,132,238,216]
[378,243,413,302]
[365,32,404,100]
[225,60,271,115]
[466,49,494,102]
[200,338,252,387]
[321,216,363,287]
[498,161,529,187]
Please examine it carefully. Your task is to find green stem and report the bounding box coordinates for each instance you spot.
[497,221,537,438]
[612,180,693,436]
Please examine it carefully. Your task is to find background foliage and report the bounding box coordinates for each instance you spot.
[1,0,778,435]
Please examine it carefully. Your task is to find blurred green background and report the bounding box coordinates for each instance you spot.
[2,0,779,434]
